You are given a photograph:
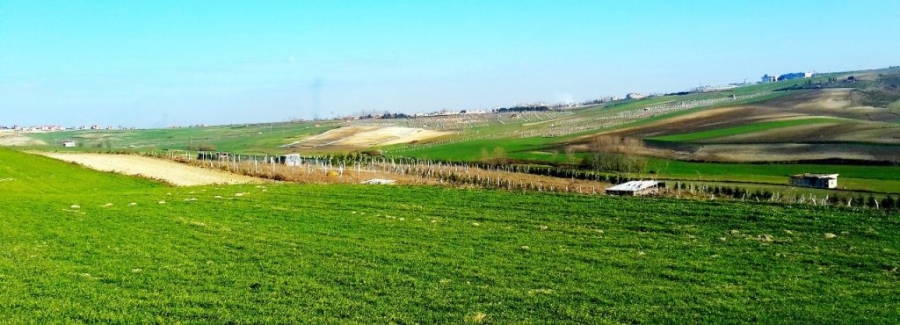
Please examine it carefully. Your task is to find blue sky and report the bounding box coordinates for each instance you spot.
[2,0,898,127]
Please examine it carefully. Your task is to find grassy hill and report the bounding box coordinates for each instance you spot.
[2,149,899,323]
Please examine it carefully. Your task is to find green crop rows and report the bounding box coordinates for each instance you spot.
[650,118,840,143]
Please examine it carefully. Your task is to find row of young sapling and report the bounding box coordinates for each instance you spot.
[151,151,619,194]
[668,182,900,210]
[148,150,895,210]
[350,111,572,131]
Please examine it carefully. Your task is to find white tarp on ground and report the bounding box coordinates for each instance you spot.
[606,181,660,195]
[361,179,396,185]
[606,181,659,192]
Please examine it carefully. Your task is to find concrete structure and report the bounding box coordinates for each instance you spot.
[61,140,76,148]
[626,93,646,100]
[606,180,660,196]
[790,173,838,189]
[361,179,396,185]
[761,74,779,83]
[278,154,303,166]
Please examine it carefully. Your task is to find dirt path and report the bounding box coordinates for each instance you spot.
[40,153,265,186]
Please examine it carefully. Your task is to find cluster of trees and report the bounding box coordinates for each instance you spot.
[188,143,216,151]
[357,112,413,119]
[493,105,550,113]
[579,136,648,173]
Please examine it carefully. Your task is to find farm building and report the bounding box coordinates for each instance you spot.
[778,72,813,81]
[605,181,660,196]
[61,140,76,148]
[762,72,813,83]
[790,173,838,189]
[761,74,779,83]
[278,154,303,166]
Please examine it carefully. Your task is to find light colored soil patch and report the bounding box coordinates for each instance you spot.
[40,153,264,186]
[791,89,853,110]
[691,144,900,162]
[299,126,451,147]
[596,106,798,139]
[889,99,900,110]
[707,121,900,145]
[0,133,47,146]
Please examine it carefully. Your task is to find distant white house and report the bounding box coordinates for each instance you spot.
[626,93,646,100]
[61,140,76,148]
[606,181,661,196]
[762,72,814,83]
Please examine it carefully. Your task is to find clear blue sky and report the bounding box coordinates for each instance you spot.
[2,0,898,128]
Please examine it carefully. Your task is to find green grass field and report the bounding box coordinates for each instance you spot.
[649,118,840,143]
[26,121,340,155]
[2,149,900,323]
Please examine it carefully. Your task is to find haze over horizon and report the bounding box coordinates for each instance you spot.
[2,0,898,128]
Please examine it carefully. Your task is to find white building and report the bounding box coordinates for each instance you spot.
[790,174,838,189]
[761,74,779,83]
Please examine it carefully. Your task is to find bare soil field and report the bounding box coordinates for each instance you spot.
[705,121,900,145]
[0,133,47,146]
[297,126,451,148]
[570,89,900,162]
[594,106,798,139]
[40,153,265,186]
[598,89,897,141]
[690,143,900,162]
[763,89,896,121]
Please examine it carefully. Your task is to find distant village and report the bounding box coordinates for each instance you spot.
[348,70,815,121]
[0,124,137,133]
[2,70,816,132]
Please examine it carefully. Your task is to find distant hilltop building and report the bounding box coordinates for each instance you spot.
[761,74,779,83]
[761,72,814,83]
[626,93,646,100]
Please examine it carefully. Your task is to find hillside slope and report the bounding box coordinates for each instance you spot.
[1,148,899,323]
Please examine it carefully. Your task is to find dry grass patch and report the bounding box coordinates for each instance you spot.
[39,153,266,186]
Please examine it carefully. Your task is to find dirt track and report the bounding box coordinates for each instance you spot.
[40,153,264,186]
